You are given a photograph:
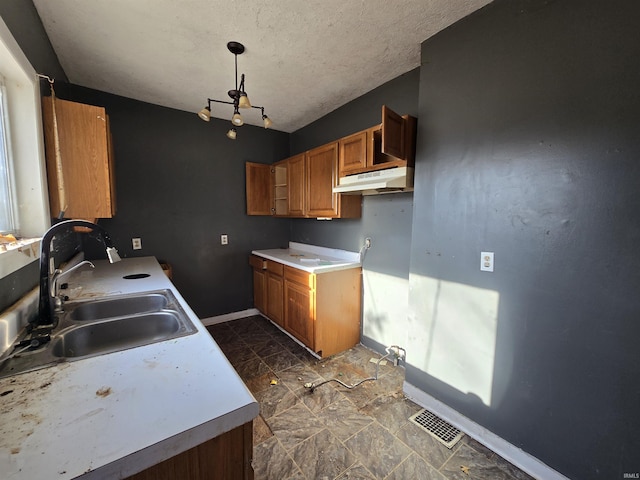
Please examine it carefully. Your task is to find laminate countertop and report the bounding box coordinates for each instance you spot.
[252,242,361,273]
[0,256,258,479]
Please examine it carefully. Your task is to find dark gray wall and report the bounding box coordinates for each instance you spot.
[407,1,640,479]
[51,82,291,317]
[0,0,66,81]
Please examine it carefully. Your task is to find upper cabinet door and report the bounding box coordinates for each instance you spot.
[306,142,339,217]
[338,131,367,176]
[245,162,273,215]
[42,97,115,220]
[287,153,306,217]
[381,105,405,160]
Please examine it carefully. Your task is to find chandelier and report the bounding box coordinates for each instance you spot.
[197,41,273,139]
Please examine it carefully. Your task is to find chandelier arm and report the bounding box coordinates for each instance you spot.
[209,98,236,107]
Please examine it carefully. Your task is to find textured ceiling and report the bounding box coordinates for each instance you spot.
[32,0,492,133]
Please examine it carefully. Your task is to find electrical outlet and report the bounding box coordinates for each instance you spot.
[221,234,228,245]
[480,251,494,272]
[132,238,142,250]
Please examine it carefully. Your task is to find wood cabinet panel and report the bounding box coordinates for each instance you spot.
[287,153,306,216]
[306,142,339,217]
[266,272,284,327]
[42,97,115,220]
[381,105,405,160]
[339,131,367,175]
[253,268,267,314]
[284,265,315,289]
[245,162,272,215]
[126,422,253,480]
[266,260,284,276]
[284,279,314,348]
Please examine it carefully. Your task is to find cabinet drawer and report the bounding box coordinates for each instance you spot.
[266,260,284,276]
[284,266,315,290]
[249,255,266,270]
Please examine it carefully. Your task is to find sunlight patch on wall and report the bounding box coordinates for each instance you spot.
[408,274,499,406]
[362,269,409,348]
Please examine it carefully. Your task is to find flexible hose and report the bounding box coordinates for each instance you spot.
[304,345,405,393]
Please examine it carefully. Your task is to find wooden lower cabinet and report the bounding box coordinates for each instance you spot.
[126,422,253,480]
[250,255,361,357]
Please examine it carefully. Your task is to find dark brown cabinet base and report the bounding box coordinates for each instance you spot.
[126,422,253,480]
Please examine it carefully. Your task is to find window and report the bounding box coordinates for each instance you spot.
[0,76,16,233]
[0,17,49,279]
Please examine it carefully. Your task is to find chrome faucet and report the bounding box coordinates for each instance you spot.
[49,260,95,311]
[36,220,121,327]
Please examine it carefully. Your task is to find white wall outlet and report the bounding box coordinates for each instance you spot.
[221,234,228,245]
[481,251,494,272]
[132,238,142,250]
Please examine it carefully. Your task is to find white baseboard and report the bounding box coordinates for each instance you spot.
[403,382,569,480]
[200,308,260,326]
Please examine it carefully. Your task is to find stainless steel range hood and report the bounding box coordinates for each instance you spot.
[333,167,414,195]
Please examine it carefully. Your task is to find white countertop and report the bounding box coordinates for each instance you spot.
[252,242,361,273]
[0,257,259,479]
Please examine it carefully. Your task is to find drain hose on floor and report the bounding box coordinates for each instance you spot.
[304,345,405,393]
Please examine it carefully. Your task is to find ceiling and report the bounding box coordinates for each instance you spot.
[32,0,492,133]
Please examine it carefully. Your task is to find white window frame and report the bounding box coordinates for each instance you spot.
[0,74,17,233]
[0,17,50,279]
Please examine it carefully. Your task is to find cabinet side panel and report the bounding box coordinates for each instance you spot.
[245,162,272,215]
[315,268,362,357]
[41,97,61,217]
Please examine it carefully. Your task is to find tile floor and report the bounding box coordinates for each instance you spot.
[207,315,534,480]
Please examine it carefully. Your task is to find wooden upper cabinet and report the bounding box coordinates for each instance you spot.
[246,162,273,215]
[287,153,306,217]
[337,105,417,177]
[338,131,368,176]
[41,97,115,220]
[306,142,339,217]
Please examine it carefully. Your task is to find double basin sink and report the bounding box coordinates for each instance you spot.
[0,289,197,379]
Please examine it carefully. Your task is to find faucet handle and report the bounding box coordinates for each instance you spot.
[106,246,122,263]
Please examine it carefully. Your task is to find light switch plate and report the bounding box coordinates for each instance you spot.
[481,251,494,272]
[221,234,228,245]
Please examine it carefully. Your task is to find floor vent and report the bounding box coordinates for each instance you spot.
[409,409,464,449]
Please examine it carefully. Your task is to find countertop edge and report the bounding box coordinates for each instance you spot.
[251,249,361,274]
[82,403,260,479]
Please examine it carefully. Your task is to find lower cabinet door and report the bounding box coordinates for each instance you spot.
[284,279,314,349]
[253,268,267,314]
[266,273,284,327]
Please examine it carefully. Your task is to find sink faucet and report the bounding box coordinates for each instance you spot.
[36,220,121,327]
[50,260,95,311]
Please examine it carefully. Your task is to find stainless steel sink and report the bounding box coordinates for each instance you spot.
[0,290,197,378]
[70,293,169,321]
[52,311,185,358]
